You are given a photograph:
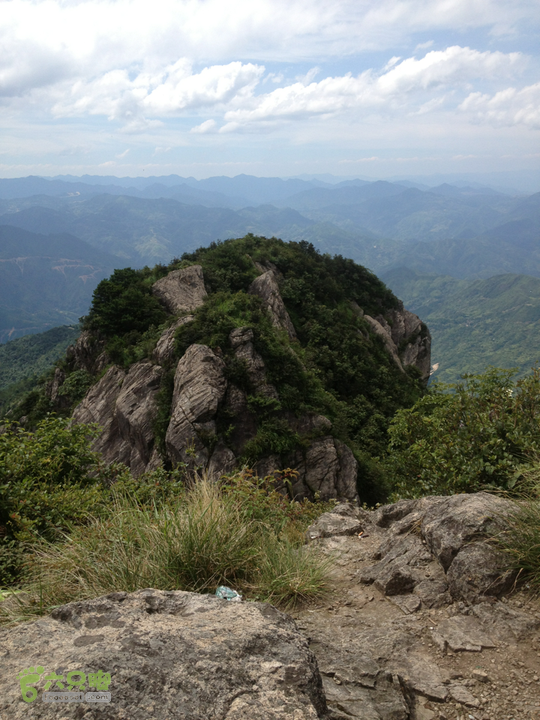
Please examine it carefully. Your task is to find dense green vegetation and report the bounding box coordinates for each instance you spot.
[384,268,540,384]
[0,326,80,416]
[170,236,424,493]
[386,367,540,497]
[49,236,421,500]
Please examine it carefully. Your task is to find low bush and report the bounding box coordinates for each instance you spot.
[0,473,333,623]
[385,367,540,498]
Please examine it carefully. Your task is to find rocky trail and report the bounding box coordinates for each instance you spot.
[293,494,540,720]
[1,492,539,719]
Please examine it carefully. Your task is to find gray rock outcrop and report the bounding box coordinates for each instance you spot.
[249,270,297,340]
[165,344,228,469]
[72,362,163,476]
[0,589,327,720]
[364,308,431,381]
[288,438,359,503]
[152,264,207,315]
[65,330,108,375]
[153,315,194,365]
[229,326,278,399]
[310,492,517,606]
[300,492,540,720]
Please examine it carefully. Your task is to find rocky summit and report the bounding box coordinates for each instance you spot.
[1,492,539,720]
[50,236,432,502]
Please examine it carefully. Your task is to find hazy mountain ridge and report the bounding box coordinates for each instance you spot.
[0,225,117,342]
[1,173,539,389]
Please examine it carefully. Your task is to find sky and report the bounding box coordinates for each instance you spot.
[1,0,539,180]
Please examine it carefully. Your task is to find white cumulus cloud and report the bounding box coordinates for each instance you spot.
[219,46,525,131]
[460,82,540,128]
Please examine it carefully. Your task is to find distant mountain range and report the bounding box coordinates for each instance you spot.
[1,172,539,387]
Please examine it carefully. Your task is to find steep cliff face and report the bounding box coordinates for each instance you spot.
[364,307,431,381]
[63,236,431,502]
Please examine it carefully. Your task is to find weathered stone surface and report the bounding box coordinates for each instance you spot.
[114,362,164,476]
[307,514,363,541]
[166,344,227,469]
[153,315,194,364]
[390,594,422,614]
[73,362,163,476]
[152,265,207,315]
[364,315,405,372]
[412,579,451,608]
[446,541,517,602]
[45,367,71,409]
[470,600,540,644]
[448,684,480,708]
[66,330,108,374]
[72,364,126,458]
[362,307,431,382]
[383,308,431,382]
[359,535,430,595]
[390,655,449,702]
[207,444,237,479]
[434,615,497,652]
[421,492,510,572]
[290,437,358,502]
[294,493,540,720]
[229,326,278,399]
[0,589,327,720]
[322,671,408,720]
[249,271,296,340]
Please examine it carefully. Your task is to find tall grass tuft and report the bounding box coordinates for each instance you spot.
[495,458,540,594]
[1,474,331,624]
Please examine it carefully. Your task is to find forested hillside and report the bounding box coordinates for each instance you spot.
[7,236,429,504]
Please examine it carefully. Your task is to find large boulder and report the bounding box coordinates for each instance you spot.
[249,271,297,340]
[72,362,163,476]
[152,265,207,315]
[166,344,228,469]
[0,589,328,720]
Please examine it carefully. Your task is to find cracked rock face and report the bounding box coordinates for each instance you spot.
[152,264,207,315]
[0,589,327,720]
[364,308,431,382]
[165,344,228,469]
[288,438,359,503]
[153,315,194,365]
[355,492,517,604]
[248,270,297,340]
[72,362,163,477]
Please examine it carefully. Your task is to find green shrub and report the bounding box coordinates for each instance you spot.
[385,367,540,497]
[84,268,167,338]
[0,416,108,584]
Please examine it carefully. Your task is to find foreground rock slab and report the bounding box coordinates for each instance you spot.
[0,589,327,720]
